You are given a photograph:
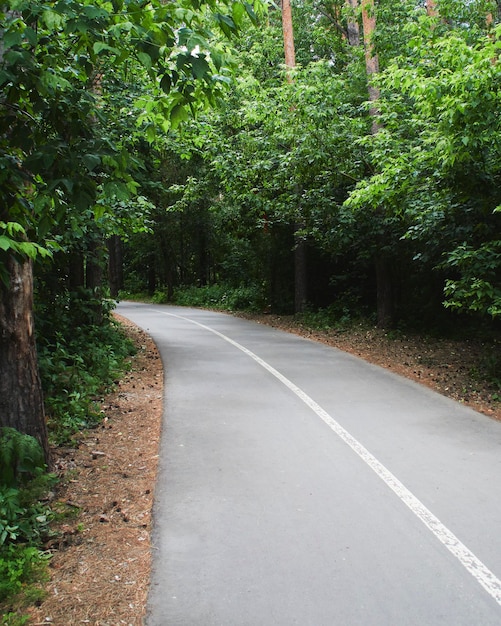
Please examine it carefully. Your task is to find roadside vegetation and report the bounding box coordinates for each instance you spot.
[1,292,134,623]
[1,0,501,621]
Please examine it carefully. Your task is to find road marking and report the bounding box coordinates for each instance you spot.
[158,309,501,607]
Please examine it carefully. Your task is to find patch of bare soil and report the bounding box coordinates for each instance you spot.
[28,315,163,626]
[27,310,500,625]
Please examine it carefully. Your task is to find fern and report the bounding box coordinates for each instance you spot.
[0,429,45,488]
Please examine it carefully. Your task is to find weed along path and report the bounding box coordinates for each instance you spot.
[117,302,501,626]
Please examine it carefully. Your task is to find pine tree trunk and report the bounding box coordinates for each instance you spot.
[281,0,296,72]
[0,254,50,463]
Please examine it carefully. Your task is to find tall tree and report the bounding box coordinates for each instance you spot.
[0,0,259,460]
[281,0,308,313]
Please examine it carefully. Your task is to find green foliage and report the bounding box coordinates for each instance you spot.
[37,307,135,445]
[443,242,501,317]
[296,300,363,331]
[1,612,30,626]
[0,544,49,608]
[0,429,45,490]
[0,484,52,548]
[172,283,266,311]
[0,432,53,616]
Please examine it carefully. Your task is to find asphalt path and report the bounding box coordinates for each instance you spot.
[117,302,501,625]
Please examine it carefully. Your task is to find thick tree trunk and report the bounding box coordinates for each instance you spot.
[0,255,50,463]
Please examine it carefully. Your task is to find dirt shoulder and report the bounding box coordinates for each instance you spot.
[237,313,501,422]
[28,315,163,626]
[27,311,500,625]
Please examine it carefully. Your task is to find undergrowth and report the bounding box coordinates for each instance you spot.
[170,283,266,312]
[0,292,137,618]
[37,299,136,446]
[0,429,55,622]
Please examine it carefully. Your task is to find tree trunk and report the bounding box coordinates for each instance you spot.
[361,0,381,132]
[107,235,124,298]
[426,0,438,17]
[0,255,50,463]
[375,255,394,328]
[281,0,307,314]
[68,250,85,291]
[345,0,361,46]
[85,239,104,325]
[281,0,296,74]
[294,224,308,314]
[148,256,156,296]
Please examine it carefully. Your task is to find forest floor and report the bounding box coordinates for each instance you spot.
[26,311,500,625]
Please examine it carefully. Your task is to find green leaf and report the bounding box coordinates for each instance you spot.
[192,56,210,79]
[2,30,22,49]
[137,52,152,69]
[0,236,12,251]
[83,6,109,19]
[93,42,120,56]
[244,2,258,24]
[170,104,189,129]
[160,74,171,93]
[83,154,101,172]
[93,204,106,220]
[232,2,246,27]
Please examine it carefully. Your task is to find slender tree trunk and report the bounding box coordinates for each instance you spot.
[345,0,361,46]
[375,255,394,329]
[359,0,396,327]
[282,0,296,74]
[425,0,438,17]
[294,223,307,314]
[148,253,156,296]
[281,0,308,313]
[0,255,50,463]
[361,0,381,132]
[85,239,104,325]
[68,251,85,291]
[107,235,123,298]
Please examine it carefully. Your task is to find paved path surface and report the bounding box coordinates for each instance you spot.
[117,302,501,625]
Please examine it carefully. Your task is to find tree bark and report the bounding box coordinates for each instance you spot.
[361,0,381,132]
[375,255,394,328]
[0,254,50,463]
[68,250,85,291]
[345,0,361,46]
[107,235,124,298]
[148,255,157,296]
[281,0,308,314]
[294,223,308,314]
[281,0,296,75]
[85,239,104,325]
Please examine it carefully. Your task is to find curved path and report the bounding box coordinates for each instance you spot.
[117,302,501,625]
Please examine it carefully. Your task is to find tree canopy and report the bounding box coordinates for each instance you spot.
[1,0,500,452]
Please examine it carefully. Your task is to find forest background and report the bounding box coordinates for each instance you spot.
[1,0,500,620]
